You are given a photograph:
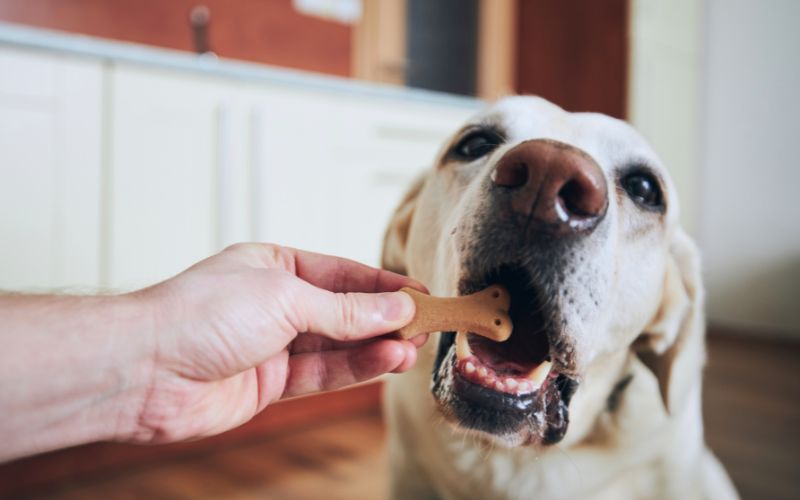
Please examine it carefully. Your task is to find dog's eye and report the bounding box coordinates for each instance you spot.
[452,130,502,161]
[621,171,663,208]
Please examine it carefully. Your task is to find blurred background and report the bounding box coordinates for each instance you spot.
[0,0,797,498]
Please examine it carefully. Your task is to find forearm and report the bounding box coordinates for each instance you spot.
[0,293,154,462]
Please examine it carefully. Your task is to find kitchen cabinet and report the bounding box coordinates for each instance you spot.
[0,48,102,291]
[0,27,479,293]
[107,66,473,290]
[105,65,253,289]
[248,86,472,267]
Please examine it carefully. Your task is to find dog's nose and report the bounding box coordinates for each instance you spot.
[491,139,608,235]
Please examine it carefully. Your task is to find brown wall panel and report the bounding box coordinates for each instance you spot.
[515,0,628,119]
[0,0,352,76]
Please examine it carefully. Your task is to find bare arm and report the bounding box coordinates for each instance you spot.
[0,293,152,461]
[0,243,426,462]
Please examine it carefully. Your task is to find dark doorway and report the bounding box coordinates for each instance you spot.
[405,0,479,96]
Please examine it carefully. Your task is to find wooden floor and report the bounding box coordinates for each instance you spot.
[703,334,800,500]
[14,411,389,500]
[9,334,800,500]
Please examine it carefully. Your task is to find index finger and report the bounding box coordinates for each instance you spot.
[290,248,428,294]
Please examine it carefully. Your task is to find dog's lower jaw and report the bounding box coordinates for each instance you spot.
[431,344,577,447]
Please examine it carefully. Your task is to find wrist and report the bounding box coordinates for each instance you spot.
[54,292,159,446]
[107,290,159,443]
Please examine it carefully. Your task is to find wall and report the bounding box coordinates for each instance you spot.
[0,0,351,76]
[628,0,702,237]
[700,0,800,335]
[629,0,800,335]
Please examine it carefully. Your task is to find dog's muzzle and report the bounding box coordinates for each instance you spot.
[429,140,606,445]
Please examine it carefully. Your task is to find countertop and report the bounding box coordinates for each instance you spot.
[0,21,482,110]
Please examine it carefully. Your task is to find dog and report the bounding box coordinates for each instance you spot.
[381,96,738,499]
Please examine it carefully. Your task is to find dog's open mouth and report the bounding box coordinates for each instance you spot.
[431,265,578,445]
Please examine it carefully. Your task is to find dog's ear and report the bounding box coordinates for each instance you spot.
[381,172,428,275]
[634,228,706,414]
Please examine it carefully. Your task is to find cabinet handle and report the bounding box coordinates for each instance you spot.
[215,102,233,249]
[250,108,267,241]
[189,5,214,55]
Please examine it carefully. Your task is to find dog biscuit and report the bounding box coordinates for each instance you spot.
[397,285,512,341]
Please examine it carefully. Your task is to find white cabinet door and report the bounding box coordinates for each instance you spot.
[107,64,477,289]
[106,65,251,290]
[250,86,475,267]
[0,48,102,291]
[247,89,347,257]
[326,97,474,266]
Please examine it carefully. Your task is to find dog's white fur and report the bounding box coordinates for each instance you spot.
[381,97,738,499]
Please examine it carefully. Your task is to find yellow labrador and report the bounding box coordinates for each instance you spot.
[381,97,738,500]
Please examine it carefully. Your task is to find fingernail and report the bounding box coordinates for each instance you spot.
[379,292,415,323]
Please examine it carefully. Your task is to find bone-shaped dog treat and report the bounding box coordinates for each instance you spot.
[397,285,512,342]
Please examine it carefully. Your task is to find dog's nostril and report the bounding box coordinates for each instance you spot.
[492,161,529,188]
[558,178,603,217]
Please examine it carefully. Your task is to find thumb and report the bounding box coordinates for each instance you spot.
[292,281,416,341]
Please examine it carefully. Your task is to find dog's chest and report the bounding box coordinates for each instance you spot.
[420,422,667,500]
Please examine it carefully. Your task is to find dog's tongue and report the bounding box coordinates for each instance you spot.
[468,313,550,375]
[470,335,547,375]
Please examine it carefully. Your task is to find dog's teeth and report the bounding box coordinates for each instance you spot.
[505,378,518,390]
[494,381,505,392]
[465,361,476,374]
[527,360,552,389]
[455,332,472,360]
[477,366,488,377]
[518,381,532,393]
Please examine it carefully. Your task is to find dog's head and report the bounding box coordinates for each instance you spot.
[383,96,703,448]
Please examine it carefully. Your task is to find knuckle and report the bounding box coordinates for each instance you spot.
[259,243,291,269]
[222,242,293,271]
[223,242,252,254]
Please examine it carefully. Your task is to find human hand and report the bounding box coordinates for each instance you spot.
[129,243,427,443]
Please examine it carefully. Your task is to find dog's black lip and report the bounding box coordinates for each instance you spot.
[434,332,456,375]
[431,342,578,443]
[452,366,537,413]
